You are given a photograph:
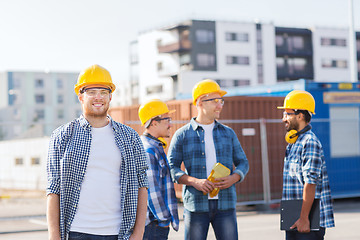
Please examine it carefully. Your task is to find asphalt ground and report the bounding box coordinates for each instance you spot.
[0,197,359,240]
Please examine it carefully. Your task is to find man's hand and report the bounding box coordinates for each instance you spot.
[214,174,241,190]
[290,217,310,233]
[192,178,215,193]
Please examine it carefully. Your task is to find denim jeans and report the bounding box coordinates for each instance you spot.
[184,200,238,240]
[286,227,326,240]
[68,231,118,240]
[143,221,170,240]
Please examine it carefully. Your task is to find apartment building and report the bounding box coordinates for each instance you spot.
[0,71,81,140]
[130,19,360,104]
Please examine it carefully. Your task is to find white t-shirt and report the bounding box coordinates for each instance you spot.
[70,123,122,235]
[199,122,218,200]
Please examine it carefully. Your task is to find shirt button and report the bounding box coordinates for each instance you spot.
[202,140,204,143]
[202,152,204,155]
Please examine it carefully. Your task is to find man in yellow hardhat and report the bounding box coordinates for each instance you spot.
[138,99,179,240]
[278,90,335,239]
[168,79,249,240]
[46,64,149,240]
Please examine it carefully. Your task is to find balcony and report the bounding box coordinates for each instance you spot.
[158,39,191,54]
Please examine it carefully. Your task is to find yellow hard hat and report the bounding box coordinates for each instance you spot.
[138,99,176,126]
[74,64,116,95]
[277,90,315,114]
[192,79,227,105]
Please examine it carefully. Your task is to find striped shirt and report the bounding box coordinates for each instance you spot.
[46,115,149,239]
[141,134,179,231]
[282,129,335,228]
[168,118,249,212]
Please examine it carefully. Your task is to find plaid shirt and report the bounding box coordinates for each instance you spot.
[141,135,179,231]
[168,118,249,212]
[46,115,149,240]
[282,129,335,228]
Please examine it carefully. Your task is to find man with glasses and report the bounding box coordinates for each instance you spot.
[168,79,249,240]
[47,64,149,240]
[278,90,335,240]
[138,99,179,240]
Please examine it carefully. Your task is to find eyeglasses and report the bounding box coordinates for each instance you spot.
[154,117,172,123]
[82,87,111,98]
[201,98,225,105]
[283,111,298,118]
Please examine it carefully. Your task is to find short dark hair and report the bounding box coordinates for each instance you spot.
[295,110,312,123]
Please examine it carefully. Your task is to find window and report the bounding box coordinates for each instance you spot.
[216,79,250,87]
[330,106,360,157]
[35,109,45,120]
[58,95,64,104]
[35,79,44,88]
[196,29,214,43]
[322,59,347,68]
[31,157,40,165]
[321,38,346,47]
[226,56,250,65]
[15,158,23,165]
[292,36,304,49]
[58,109,64,119]
[197,53,215,67]
[57,79,63,88]
[146,85,163,95]
[35,94,45,103]
[225,32,249,42]
[157,62,163,71]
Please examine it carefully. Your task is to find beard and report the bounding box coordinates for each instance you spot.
[285,118,299,132]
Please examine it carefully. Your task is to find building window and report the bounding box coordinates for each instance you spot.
[35,109,45,120]
[35,79,44,88]
[31,157,40,165]
[57,79,63,88]
[322,59,348,68]
[197,53,215,67]
[225,32,249,42]
[216,79,250,87]
[196,29,214,43]
[288,58,306,72]
[276,35,285,47]
[35,94,45,103]
[58,95,64,104]
[292,36,304,49]
[15,158,23,165]
[146,85,163,95]
[58,109,64,119]
[226,56,250,65]
[321,38,346,47]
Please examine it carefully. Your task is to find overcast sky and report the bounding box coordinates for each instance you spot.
[0,0,359,85]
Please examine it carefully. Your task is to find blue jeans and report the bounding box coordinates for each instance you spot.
[68,231,118,240]
[143,221,170,240]
[286,227,326,240]
[184,200,238,240]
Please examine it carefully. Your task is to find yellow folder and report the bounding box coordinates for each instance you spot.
[205,163,231,197]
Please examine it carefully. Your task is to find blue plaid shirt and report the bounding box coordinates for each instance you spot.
[282,129,335,228]
[141,135,179,231]
[46,115,149,240]
[168,118,249,212]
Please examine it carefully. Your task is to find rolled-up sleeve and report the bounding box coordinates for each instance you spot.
[133,133,149,189]
[168,131,186,183]
[231,130,249,182]
[46,132,61,195]
[302,139,322,185]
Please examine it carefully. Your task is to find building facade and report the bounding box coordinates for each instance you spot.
[0,71,81,140]
[130,19,360,104]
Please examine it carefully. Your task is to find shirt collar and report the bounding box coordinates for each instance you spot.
[78,114,115,131]
[190,117,220,130]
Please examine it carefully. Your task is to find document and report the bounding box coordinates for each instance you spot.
[280,199,320,231]
[205,163,230,197]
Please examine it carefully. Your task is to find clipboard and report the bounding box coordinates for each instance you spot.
[280,199,320,231]
[204,163,230,197]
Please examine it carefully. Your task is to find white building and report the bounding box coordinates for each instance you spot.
[0,71,81,140]
[0,137,49,190]
[130,19,360,105]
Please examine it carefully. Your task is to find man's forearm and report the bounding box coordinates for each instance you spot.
[47,193,61,240]
[300,183,316,219]
[131,187,148,239]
